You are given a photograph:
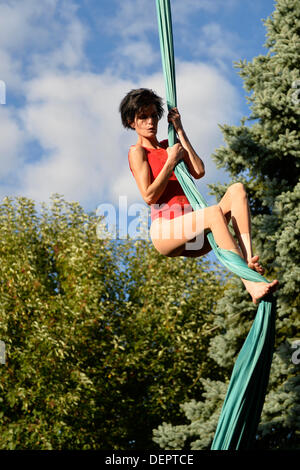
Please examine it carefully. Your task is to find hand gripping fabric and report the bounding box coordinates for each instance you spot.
[156,0,276,450]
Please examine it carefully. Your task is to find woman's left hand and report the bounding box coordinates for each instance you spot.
[167,107,183,133]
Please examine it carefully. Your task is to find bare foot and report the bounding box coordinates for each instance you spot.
[247,255,265,275]
[242,278,279,305]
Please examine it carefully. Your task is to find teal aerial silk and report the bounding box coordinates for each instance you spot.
[156,0,276,450]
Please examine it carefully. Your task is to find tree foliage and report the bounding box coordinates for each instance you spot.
[153,0,300,450]
[0,194,226,449]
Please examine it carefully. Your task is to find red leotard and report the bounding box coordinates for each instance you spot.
[128,139,193,221]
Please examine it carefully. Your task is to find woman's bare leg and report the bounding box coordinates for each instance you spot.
[150,204,242,258]
[150,205,278,304]
[218,183,264,274]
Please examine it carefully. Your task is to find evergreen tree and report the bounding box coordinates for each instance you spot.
[153,0,300,450]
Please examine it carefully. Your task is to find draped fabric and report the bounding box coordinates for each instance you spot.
[156,0,276,450]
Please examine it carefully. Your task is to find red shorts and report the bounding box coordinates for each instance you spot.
[151,200,193,222]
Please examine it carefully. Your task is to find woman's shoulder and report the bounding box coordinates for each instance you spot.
[129,140,168,156]
[128,145,147,170]
[128,143,146,157]
[129,143,145,151]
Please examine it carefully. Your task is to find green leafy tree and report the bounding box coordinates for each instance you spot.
[153,0,300,450]
[0,194,226,449]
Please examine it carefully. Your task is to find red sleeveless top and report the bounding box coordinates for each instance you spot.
[128,140,193,221]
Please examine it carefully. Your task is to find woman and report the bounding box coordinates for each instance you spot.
[120,88,278,304]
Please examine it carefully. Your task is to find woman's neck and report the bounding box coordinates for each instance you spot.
[136,135,161,149]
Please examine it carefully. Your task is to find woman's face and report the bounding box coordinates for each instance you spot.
[131,104,159,138]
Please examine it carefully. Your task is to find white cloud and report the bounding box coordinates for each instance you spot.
[190,22,241,69]
[109,0,238,35]
[105,1,159,77]
[174,61,241,199]
[113,41,159,72]
[0,49,23,92]
[0,0,83,54]
[28,11,89,76]
[171,0,238,20]
[16,71,136,209]
[0,0,51,51]
[0,0,88,85]
[0,0,92,205]
[106,0,156,39]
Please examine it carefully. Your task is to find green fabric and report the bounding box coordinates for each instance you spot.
[156,0,276,450]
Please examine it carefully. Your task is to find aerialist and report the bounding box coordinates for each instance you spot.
[120,88,278,304]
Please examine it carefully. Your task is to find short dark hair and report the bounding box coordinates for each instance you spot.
[119,88,164,129]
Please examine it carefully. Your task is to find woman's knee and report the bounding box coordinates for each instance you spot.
[228,182,246,197]
[203,204,225,230]
[208,204,224,219]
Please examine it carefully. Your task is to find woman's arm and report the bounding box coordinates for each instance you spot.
[129,144,184,205]
[168,108,205,179]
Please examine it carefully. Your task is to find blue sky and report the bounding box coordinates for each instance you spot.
[0,0,276,219]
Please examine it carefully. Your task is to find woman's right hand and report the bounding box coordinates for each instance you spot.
[166,143,185,168]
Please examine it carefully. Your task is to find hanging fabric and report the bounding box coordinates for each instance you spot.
[155,0,276,450]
